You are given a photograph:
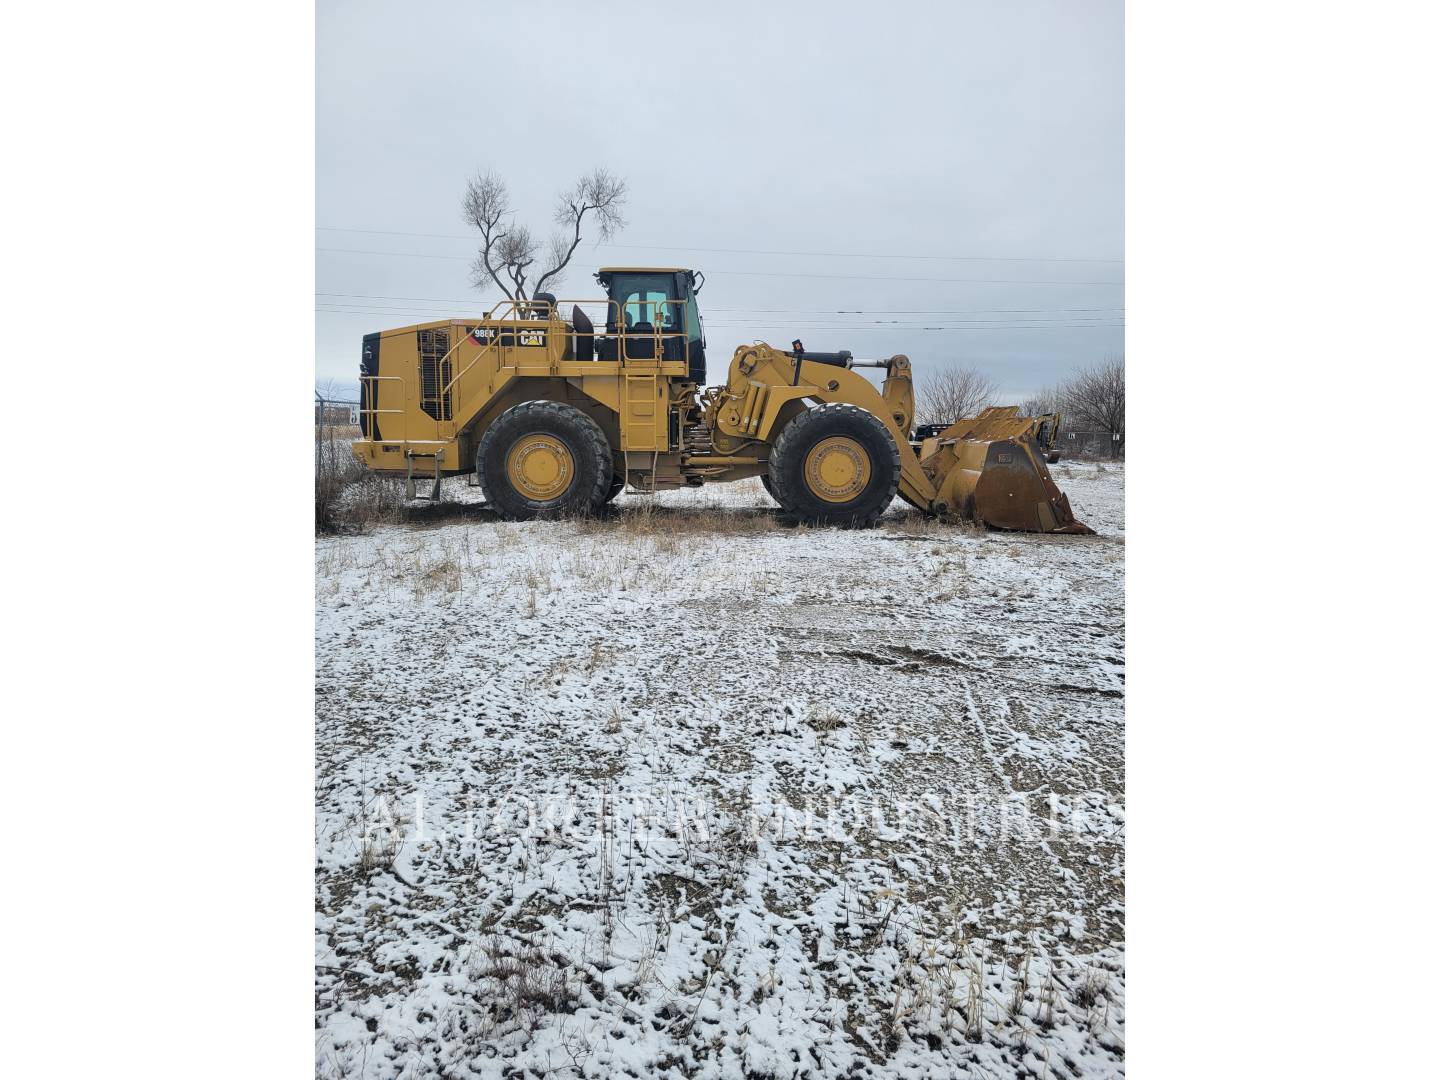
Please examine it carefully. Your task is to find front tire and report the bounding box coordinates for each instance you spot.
[768,403,900,527]
[477,401,612,520]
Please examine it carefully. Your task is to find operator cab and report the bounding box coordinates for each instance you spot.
[592,267,706,383]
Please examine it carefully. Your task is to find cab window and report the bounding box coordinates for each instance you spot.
[684,290,703,343]
[623,290,673,329]
[611,273,679,330]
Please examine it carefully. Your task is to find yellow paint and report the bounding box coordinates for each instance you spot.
[347,277,1088,531]
[505,433,574,501]
[804,436,871,502]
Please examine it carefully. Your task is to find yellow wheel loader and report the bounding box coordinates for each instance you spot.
[351,267,1091,533]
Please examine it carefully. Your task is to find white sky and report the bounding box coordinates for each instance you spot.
[316,0,1123,400]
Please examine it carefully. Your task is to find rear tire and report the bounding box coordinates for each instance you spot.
[603,474,626,503]
[759,473,780,504]
[477,401,612,520]
[769,403,900,527]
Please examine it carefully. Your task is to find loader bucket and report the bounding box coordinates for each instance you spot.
[921,407,1094,534]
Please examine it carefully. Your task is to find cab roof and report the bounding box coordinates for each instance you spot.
[595,266,689,275]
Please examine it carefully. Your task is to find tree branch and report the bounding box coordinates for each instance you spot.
[464,167,628,303]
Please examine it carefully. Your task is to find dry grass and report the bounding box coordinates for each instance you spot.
[318,456,784,540]
[356,829,400,874]
[315,452,369,533]
[463,937,582,1029]
[315,421,466,534]
[331,474,409,532]
[577,499,780,539]
[806,705,846,732]
[317,470,492,536]
[883,510,985,540]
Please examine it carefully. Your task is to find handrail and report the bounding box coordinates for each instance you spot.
[430,301,565,403]
[438,326,504,399]
[358,374,406,441]
[360,294,698,448]
[614,296,690,363]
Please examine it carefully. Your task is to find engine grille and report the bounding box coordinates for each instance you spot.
[418,329,452,421]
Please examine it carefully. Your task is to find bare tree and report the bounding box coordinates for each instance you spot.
[463,167,628,302]
[1063,356,1125,457]
[462,172,517,298]
[1021,384,1065,417]
[315,376,360,405]
[915,367,997,426]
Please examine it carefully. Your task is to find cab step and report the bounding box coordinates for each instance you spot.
[404,450,443,501]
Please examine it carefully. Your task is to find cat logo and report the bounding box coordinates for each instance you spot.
[519,330,547,347]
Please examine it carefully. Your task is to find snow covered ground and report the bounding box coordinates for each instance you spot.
[316,462,1125,1078]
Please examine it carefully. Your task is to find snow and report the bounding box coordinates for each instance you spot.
[316,462,1125,1077]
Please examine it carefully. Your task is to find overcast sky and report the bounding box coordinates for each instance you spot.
[317,0,1122,401]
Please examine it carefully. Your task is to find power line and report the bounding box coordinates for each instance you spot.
[316,225,1123,265]
[715,306,1124,315]
[315,301,1120,324]
[315,307,1123,331]
[315,291,1123,315]
[317,248,1124,286]
[315,298,1125,321]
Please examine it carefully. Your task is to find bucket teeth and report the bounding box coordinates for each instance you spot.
[921,408,1094,534]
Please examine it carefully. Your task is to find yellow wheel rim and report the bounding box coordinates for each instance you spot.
[804,436,871,503]
[506,434,574,501]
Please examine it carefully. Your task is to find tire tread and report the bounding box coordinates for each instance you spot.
[476,400,611,520]
[768,403,901,527]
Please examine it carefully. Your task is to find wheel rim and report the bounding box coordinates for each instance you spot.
[506,434,575,501]
[803,436,871,503]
